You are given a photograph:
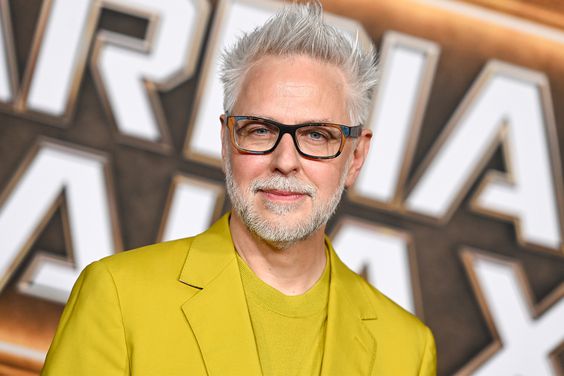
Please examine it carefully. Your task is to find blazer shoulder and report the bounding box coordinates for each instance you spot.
[96,236,195,279]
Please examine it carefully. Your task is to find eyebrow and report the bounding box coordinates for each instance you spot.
[245,113,334,124]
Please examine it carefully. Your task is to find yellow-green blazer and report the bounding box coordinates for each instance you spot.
[42,214,436,376]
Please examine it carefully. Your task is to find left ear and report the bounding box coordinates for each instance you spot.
[220,114,228,174]
[344,128,372,188]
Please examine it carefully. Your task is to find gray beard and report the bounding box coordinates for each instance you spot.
[224,155,350,249]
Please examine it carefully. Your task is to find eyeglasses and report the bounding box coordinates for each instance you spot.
[223,114,362,159]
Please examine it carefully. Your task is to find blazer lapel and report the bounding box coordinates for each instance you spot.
[179,215,262,376]
[176,217,377,376]
[321,241,378,376]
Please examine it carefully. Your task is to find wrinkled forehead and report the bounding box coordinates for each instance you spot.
[276,82,317,98]
[234,55,350,124]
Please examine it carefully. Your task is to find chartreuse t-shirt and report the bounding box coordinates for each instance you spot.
[236,252,330,376]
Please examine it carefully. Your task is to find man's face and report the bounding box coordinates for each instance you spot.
[222,55,371,247]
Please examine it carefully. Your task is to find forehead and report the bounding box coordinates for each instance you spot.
[233,55,350,124]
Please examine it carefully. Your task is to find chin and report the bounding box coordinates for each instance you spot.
[260,198,309,217]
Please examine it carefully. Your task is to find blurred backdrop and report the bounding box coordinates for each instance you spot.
[0,0,563,375]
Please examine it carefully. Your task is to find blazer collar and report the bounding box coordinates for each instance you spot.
[321,238,378,375]
[179,214,262,376]
[179,214,378,376]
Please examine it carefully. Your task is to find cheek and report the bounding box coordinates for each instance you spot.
[230,155,268,185]
[303,162,344,194]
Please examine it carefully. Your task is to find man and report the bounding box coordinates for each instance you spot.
[42,2,436,375]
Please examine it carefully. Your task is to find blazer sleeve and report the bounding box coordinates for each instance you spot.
[41,261,130,376]
[418,326,437,376]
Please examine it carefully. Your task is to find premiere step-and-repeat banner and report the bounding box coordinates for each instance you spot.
[0,0,563,374]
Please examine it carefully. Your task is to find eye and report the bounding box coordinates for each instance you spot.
[237,123,275,137]
[301,128,333,142]
[308,130,325,140]
[252,126,271,136]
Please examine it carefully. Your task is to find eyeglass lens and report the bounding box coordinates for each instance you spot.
[233,118,343,157]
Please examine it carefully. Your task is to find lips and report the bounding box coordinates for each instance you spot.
[259,189,307,202]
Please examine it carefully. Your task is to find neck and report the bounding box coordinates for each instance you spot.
[229,212,327,296]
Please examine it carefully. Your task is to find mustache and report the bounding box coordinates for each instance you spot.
[250,175,316,197]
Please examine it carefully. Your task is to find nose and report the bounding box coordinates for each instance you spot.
[269,133,302,175]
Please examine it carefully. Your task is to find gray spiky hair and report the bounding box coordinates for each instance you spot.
[219,1,378,125]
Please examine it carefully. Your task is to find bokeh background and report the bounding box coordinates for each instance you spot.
[0,0,563,375]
